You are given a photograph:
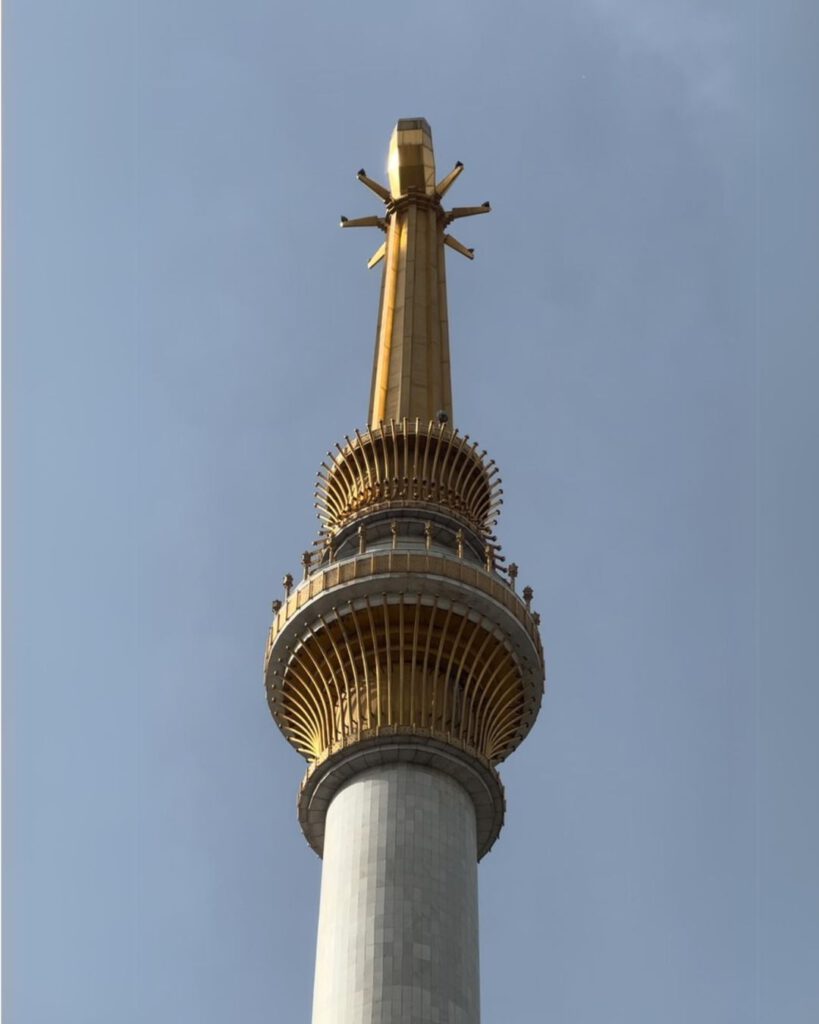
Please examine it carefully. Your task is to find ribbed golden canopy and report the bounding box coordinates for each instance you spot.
[315,420,502,542]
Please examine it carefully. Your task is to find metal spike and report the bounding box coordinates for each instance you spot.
[444,202,491,226]
[340,215,387,230]
[356,169,391,202]
[435,161,464,198]
[444,234,475,260]
[367,241,387,269]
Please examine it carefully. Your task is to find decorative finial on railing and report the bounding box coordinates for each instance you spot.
[522,586,533,611]
[507,563,519,592]
[301,551,312,581]
[283,573,294,598]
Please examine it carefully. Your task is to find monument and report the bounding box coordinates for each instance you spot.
[264,118,545,1024]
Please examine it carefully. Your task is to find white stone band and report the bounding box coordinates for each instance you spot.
[298,732,506,860]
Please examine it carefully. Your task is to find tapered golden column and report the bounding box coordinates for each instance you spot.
[265,120,543,1024]
[341,118,491,426]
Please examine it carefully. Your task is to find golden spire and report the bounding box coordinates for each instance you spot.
[266,118,544,788]
[341,118,490,427]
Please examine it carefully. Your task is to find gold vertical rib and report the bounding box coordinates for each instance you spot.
[420,598,439,730]
[429,423,447,498]
[448,614,483,736]
[409,595,421,726]
[382,596,392,724]
[349,601,373,732]
[334,610,360,737]
[285,658,329,752]
[344,435,368,508]
[333,442,358,499]
[389,419,400,489]
[364,596,382,728]
[458,626,496,745]
[485,691,527,759]
[286,655,329,751]
[317,612,352,736]
[420,424,433,485]
[478,666,520,755]
[452,438,478,500]
[466,649,504,751]
[440,611,472,733]
[354,430,373,494]
[430,604,454,731]
[303,624,345,744]
[378,429,391,491]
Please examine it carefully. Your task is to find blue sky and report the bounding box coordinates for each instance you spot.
[4,1,818,1021]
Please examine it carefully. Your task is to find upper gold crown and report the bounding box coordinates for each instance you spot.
[387,118,437,196]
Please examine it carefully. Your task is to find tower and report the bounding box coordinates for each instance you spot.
[265,119,545,1024]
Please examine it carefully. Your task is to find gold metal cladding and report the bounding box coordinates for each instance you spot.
[387,118,436,197]
[370,189,454,424]
[264,552,543,767]
[315,419,503,539]
[341,119,491,425]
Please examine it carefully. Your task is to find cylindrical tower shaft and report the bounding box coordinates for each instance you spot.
[312,764,479,1024]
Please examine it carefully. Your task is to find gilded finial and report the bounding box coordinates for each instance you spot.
[341,119,491,426]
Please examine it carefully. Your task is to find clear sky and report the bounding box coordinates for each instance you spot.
[4,1,818,1022]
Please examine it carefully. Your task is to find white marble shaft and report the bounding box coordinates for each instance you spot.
[311,763,480,1024]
